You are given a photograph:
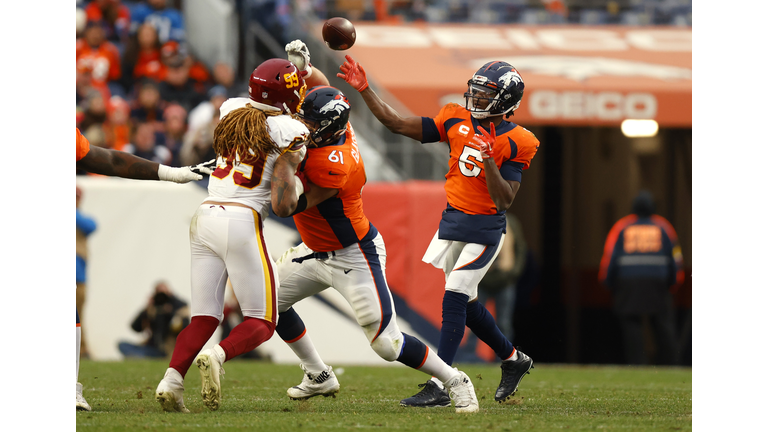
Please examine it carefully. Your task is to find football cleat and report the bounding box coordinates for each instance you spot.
[155,369,190,413]
[445,370,479,413]
[76,382,92,411]
[287,364,340,400]
[495,349,534,402]
[196,349,225,411]
[399,380,451,408]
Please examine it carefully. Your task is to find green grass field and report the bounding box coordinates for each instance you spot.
[76,359,691,431]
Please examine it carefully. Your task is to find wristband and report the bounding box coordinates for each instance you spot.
[157,164,170,181]
[290,194,308,216]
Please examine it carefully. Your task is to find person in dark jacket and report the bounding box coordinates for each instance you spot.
[599,190,684,365]
[118,282,190,358]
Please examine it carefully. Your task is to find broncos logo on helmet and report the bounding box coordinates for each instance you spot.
[319,96,351,116]
[298,86,351,147]
[465,61,525,119]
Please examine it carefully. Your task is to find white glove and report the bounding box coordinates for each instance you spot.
[157,159,217,184]
[285,39,312,77]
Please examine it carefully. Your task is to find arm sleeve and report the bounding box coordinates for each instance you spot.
[499,160,524,182]
[421,117,442,143]
[421,104,457,143]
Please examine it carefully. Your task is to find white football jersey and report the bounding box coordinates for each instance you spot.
[206,97,309,218]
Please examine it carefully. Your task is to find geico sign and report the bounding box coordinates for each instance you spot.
[528,91,657,120]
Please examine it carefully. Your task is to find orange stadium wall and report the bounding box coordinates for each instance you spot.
[362,181,448,331]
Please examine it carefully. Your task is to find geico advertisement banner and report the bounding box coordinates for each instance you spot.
[328,24,691,126]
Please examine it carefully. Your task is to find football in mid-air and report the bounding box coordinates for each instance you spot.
[322,17,356,50]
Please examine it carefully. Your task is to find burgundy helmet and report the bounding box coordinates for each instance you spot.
[248,58,307,114]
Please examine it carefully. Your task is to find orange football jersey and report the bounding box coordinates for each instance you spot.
[76,128,90,161]
[425,103,539,215]
[293,123,371,252]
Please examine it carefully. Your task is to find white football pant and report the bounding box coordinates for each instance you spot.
[189,204,278,323]
[423,230,505,300]
[276,233,403,353]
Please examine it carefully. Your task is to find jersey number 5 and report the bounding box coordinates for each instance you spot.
[212,154,266,189]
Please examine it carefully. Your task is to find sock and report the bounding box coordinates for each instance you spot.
[277,308,328,372]
[437,291,469,365]
[219,317,275,361]
[420,350,459,386]
[168,315,220,378]
[465,301,515,360]
[504,349,519,362]
[396,333,428,369]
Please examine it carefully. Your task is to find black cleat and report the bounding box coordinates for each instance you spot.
[495,350,534,402]
[400,380,451,408]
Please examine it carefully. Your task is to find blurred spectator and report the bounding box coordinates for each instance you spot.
[247,0,294,45]
[130,80,165,126]
[76,187,97,359]
[84,0,131,47]
[160,41,211,88]
[157,43,208,113]
[78,89,109,133]
[124,121,173,164]
[118,281,190,358]
[103,96,131,151]
[599,190,685,366]
[180,98,218,167]
[77,19,123,96]
[121,23,164,89]
[187,84,227,141]
[160,103,188,166]
[76,7,88,38]
[130,0,186,44]
[211,62,246,98]
[76,64,111,126]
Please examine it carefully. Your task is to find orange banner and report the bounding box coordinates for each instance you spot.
[326,24,692,127]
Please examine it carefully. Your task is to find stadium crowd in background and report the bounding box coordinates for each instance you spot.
[76,1,692,181]
[76,0,234,177]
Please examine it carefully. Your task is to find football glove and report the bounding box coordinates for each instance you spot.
[337,55,369,92]
[158,159,216,183]
[468,123,496,160]
[285,39,312,77]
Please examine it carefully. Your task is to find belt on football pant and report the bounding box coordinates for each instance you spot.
[292,251,336,264]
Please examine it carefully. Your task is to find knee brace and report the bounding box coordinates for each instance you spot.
[366,322,404,362]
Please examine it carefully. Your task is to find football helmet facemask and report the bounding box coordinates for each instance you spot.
[465,61,524,119]
[248,58,307,114]
[297,86,351,147]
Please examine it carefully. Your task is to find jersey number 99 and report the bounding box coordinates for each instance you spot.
[212,154,266,189]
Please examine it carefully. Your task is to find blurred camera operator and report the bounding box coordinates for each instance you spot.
[118,281,190,358]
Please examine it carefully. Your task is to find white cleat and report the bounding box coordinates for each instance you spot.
[287,364,340,400]
[445,369,479,413]
[155,369,190,413]
[196,349,225,411]
[76,382,92,411]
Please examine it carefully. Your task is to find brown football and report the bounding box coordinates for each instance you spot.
[322,17,356,51]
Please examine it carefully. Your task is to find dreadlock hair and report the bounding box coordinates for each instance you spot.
[213,104,282,161]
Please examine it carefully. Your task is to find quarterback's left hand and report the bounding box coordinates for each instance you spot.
[469,123,496,160]
[285,39,312,76]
